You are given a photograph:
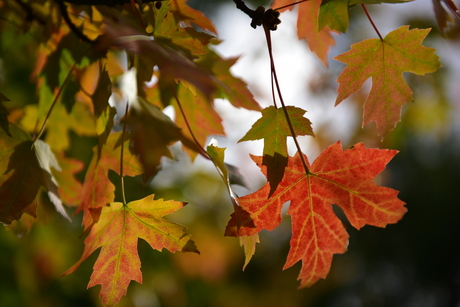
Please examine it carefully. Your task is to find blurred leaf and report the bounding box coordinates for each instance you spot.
[272,0,337,66]
[126,97,205,181]
[0,93,11,137]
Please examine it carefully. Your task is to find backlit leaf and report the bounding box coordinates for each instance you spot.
[334,26,441,137]
[63,194,199,306]
[226,142,406,287]
[239,106,314,195]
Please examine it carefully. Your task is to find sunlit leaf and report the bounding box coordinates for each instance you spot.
[335,26,441,137]
[226,142,406,287]
[64,194,199,306]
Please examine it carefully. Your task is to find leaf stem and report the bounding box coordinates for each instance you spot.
[361,4,383,41]
[120,101,129,206]
[171,86,211,160]
[263,25,310,174]
[33,61,78,143]
[274,0,310,11]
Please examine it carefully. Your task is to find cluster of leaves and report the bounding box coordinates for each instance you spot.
[0,0,448,305]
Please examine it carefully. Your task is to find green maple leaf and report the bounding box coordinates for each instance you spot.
[239,106,314,195]
[63,194,199,306]
[335,25,441,137]
[319,0,349,33]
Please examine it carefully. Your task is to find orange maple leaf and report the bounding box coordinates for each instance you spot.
[334,26,441,137]
[271,0,337,66]
[64,195,199,306]
[226,142,406,287]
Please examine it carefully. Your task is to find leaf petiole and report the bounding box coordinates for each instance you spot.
[120,101,129,206]
[361,4,383,41]
[263,24,310,174]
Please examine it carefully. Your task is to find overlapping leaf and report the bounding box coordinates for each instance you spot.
[226,142,406,287]
[125,97,205,181]
[335,26,441,137]
[239,106,314,195]
[64,194,199,306]
[0,124,65,224]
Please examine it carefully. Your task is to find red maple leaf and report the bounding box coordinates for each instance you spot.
[226,142,406,287]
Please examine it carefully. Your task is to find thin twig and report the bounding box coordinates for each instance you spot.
[33,62,78,142]
[263,24,310,174]
[274,0,310,11]
[171,86,211,160]
[361,4,383,41]
[120,101,129,206]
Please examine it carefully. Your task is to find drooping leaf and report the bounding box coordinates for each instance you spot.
[272,0,337,66]
[51,153,84,206]
[334,26,441,137]
[226,142,406,287]
[63,194,199,306]
[239,234,260,271]
[196,49,261,111]
[170,0,217,34]
[153,9,214,56]
[0,124,65,224]
[432,0,460,36]
[239,106,314,195]
[95,18,217,99]
[34,139,70,221]
[319,0,349,33]
[174,84,225,158]
[125,97,205,181]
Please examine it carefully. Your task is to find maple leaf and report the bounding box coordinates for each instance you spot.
[96,18,217,99]
[196,49,261,111]
[63,194,199,306]
[170,0,217,34]
[0,124,65,224]
[153,8,214,56]
[319,0,349,33]
[175,85,225,158]
[239,106,314,195]
[226,142,406,287]
[272,0,337,66]
[126,97,205,180]
[51,153,84,206]
[334,26,441,137]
